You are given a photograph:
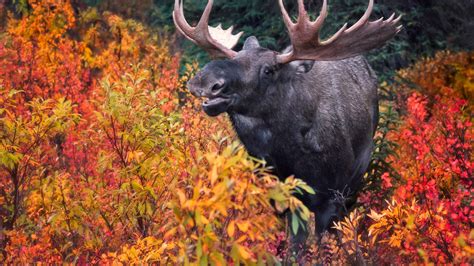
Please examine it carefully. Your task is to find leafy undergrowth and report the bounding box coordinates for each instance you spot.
[0,1,472,264]
[319,51,473,265]
[0,1,308,264]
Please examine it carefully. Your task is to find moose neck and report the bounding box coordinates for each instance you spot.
[226,74,308,157]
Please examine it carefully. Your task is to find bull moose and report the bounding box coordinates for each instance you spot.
[173,0,401,247]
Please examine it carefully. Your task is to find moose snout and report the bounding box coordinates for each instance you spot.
[187,74,226,98]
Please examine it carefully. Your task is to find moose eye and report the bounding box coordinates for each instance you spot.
[263,66,273,76]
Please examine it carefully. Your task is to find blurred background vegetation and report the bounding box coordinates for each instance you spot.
[93,0,473,75]
[0,0,472,263]
[3,0,473,77]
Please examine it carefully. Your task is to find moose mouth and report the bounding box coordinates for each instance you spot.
[202,97,231,116]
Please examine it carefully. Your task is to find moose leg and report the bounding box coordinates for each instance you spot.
[314,199,338,235]
[309,201,336,265]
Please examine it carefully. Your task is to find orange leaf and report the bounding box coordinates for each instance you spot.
[227,221,235,237]
[236,221,250,233]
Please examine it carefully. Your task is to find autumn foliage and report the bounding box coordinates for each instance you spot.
[0,1,472,264]
[330,52,473,265]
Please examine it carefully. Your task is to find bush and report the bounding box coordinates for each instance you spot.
[0,1,308,263]
[0,1,472,264]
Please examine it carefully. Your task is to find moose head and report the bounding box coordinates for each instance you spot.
[174,0,401,117]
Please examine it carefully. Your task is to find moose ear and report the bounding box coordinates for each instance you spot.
[243,36,261,50]
[281,46,314,73]
[285,60,315,74]
[297,60,315,73]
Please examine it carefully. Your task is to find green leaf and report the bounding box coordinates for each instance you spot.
[196,239,203,258]
[291,212,299,235]
[131,181,143,191]
[297,182,315,195]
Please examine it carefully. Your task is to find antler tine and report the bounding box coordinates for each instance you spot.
[173,0,242,58]
[394,14,402,24]
[346,0,373,33]
[197,0,213,30]
[174,0,192,35]
[311,0,328,31]
[277,0,402,64]
[278,0,295,28]
[297,0,308,20]
[322,22,347,45]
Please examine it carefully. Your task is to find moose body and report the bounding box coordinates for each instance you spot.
[191,48,378,233]
[174,0,400,238]
[231,56,379,233]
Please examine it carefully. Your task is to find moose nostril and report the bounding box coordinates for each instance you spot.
[211,82,224,93]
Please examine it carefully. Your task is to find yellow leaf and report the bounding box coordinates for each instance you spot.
[236,235,247,243]
[368,209,384,221]
[237,221,250,233]
[227,221,235,237]
[164,227,177,240]
[176,189,186,206]
[236,244,251,260]
[209,165,218,184]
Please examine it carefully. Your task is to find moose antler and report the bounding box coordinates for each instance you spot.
[277,0,402,64]
[173,0,243,58]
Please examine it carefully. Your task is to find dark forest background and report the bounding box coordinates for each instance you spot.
[3,0,473,76]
